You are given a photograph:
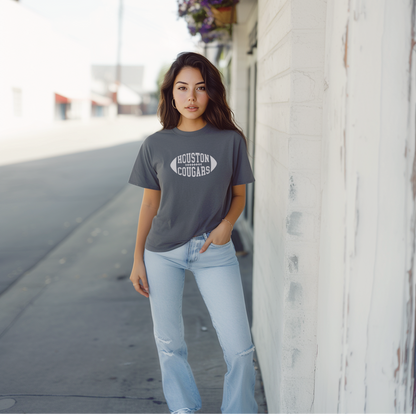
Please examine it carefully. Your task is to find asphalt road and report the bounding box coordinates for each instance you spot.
[0,140,143,296]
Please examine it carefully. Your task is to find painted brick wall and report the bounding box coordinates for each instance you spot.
[314,0,416,412]
[230,22,249,134]
[251,0,326,412]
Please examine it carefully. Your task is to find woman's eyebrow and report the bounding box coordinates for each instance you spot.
[175,81,205,85]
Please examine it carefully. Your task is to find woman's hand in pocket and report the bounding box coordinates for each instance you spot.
[129,259,149,298]
[199,220,232,253]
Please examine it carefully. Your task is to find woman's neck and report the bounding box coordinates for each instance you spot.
[176,117,207,132]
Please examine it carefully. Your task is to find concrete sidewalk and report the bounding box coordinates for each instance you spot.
[0,183,267,414]
[0,115,161,167]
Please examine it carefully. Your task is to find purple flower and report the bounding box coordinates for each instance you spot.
[199,23,212,33]
[200,0,239,7]
[177,0,238,43]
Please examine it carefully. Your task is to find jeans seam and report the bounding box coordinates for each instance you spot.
[196,290,231,411]
[179,274,201,406]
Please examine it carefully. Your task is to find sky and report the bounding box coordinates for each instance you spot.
[19,0,200,92]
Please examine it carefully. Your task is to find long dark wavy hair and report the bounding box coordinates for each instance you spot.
[157,51,247,147]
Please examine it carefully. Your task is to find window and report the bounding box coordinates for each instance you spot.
[12,88,22,117]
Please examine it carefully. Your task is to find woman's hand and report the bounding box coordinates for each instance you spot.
[129,259,149,298]
[199,220,233,253]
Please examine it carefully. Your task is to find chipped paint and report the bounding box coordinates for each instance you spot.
[288,255,299,273]
[394,347,401,379]
[289,175,296,201]
[292,348,301,367]
[343,24,349,69]
[286,212,303,236]
[288,282,302,304]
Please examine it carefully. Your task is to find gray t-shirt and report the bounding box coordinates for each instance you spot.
[128,122,255,252]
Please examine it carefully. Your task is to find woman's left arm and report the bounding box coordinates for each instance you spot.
[199,184,246,253]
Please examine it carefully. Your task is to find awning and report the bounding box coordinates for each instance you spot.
[54,90,90,103]
[55,93,70,104]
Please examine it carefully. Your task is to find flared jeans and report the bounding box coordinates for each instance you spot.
[143,231,258,414]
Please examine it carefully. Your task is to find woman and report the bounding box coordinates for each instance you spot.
[128,52,258,414]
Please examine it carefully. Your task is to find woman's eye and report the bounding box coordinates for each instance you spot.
[177,86,205,91]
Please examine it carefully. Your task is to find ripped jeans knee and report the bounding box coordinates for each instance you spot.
[155,333,188,358]
[238,344,255,357]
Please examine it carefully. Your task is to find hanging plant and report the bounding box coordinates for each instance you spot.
[201,0,238,26]
[178,0,215,37]
[200,27,231,43]
[177,0,238,43]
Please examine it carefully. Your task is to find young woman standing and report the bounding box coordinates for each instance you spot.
[128,52,258,414]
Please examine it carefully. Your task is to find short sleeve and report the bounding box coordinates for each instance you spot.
[128,138,160,190]
[232,134,255,186]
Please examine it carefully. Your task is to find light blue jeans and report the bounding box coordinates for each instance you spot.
[144,231,258,414]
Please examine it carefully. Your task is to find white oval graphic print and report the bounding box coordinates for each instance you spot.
[170,152,217,178]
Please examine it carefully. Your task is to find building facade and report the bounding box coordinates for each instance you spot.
[212,0,416,412]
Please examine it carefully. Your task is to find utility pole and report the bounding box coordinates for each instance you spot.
[115,0,123,115]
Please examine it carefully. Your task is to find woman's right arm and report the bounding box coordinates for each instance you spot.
[129,188,161,298]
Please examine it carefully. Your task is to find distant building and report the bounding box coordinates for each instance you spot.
[92,65,145,96]
[91,65,157,116]
[0,0,91,129]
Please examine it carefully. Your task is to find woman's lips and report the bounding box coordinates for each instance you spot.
[185,106,199,112]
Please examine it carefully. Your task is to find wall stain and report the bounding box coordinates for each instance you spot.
[288,255,299,273]
[310,345,319,413]
[289,175,296,201]
[288,281,302,304]
[344,358,348,391]
[344,24,349,69]
[409,0,416,102]
[394,347,401,379]
[286,212,303,236]
[292,348,301,367]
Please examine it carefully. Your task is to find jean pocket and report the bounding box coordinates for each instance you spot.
[210,239,232,248]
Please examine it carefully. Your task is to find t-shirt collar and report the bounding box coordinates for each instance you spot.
[172,121,213,136]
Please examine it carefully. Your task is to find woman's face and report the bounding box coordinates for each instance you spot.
[172,66,209,122]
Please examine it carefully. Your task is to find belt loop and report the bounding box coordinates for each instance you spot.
[203,232,207,240]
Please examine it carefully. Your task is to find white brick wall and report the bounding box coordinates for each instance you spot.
[252,0,326,412]
[314,0,416,412]
[231,0,416,412]
[230,23,249,133]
